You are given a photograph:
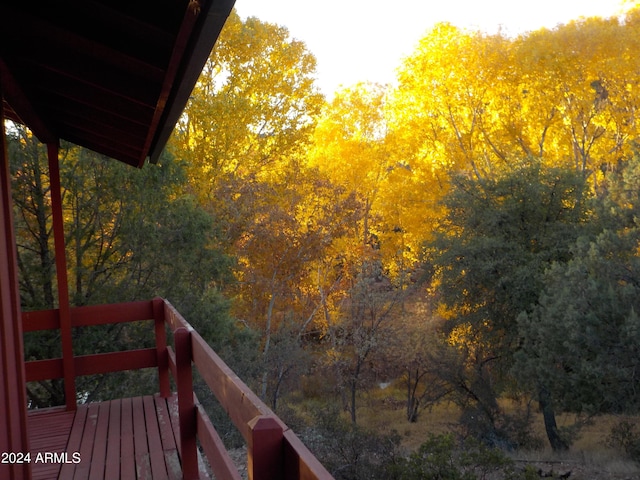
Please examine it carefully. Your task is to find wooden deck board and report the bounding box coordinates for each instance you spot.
[27,394,209,479]
[27,408,74,480]
[120,397,136,480]
[143,395,168,480]
[88,402,110,480]
[132,396,152,479]
[104,399,122,480]
[155,395,181,480]
[59,403,88,479]
[75,403,100,478]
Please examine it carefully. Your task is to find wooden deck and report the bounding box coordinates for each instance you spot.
[27,394,209,480]
[21,299,334,480]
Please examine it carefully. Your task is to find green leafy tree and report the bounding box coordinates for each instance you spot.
[426,161,590,449]
[515,154,640,433]
[516,230,640,414]
[10,128,237,406]
[9,125,56,311]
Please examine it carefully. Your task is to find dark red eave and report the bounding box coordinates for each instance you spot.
[0,0,235,168]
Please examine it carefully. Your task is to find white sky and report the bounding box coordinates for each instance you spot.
[234,0,628,96]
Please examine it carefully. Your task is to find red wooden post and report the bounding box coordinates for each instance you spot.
[47,142,76,410]
[175,327,199,479]
[153,297,170,397]
[248,415,284,480]
[0,77,31,480]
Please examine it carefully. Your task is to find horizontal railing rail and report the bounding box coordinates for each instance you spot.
[23,301,160,383]
[22,298,333,480]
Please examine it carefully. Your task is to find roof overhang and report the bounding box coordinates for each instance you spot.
[0,0,235,168]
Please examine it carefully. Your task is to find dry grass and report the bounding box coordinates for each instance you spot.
[283,383,640,478]
[355,385,640,479]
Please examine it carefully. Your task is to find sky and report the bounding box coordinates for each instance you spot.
[234,0,629,96]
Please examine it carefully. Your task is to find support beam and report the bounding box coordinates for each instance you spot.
[47,142,77,410]
[0,80,31,480]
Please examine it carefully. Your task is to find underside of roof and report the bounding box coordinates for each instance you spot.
[0,0,235,167]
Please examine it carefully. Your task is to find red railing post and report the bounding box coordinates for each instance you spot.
[248,415,284,480]
[175,327,199,479]
[153,297,170,397]
[47,142,76,410]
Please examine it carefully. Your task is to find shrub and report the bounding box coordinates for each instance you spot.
[395,433,521,480]
[304,405,404,480]
[607,420,640,463]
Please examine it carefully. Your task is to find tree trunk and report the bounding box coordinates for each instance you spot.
[350,360,362,424]
[406,368,420,422]
[539,385,569,451]
[260,280,278,400]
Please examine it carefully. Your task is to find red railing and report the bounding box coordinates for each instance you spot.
[22,298,333,480]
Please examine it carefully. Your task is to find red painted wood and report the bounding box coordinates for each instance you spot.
[25,358,63,382]
[120,397,136,480]
[27,394,209,479]
[167,345,177,379]
[196,402,243,480]
[104,399,122,480]
[74,348,158,375]
[58,404,88,478]
[88,402,110,479]
[163,300,190,332]
[166,395,182,457]
[132,396,153,478]
[28,408,74,480]
[154,395,181,480]
[75,403,100,478]
[25,348,157,381]
[22,309,59,332]
[153,297,170,397]
[175,327,199,480]
[0,89,30,479]
[71,300,154,327]
[182,300,333,480]
[283,430,334,480]
[248,416,284,480]
[143,395,169,480]
[47,142,77,411]
[191,329,274,442]
[22,298,333,479]
[22,301,155,333]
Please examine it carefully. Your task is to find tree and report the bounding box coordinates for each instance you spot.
[228,167,361,407]
[425,160,590,448]
[324,260,403,424]
[516,230,640,413]
[172,10,324,205]
[10,128,236,406]
[309,83,391,247]
[9,125,56,311]
[390,24,515,180]
[310,82,435,276]
[389,11,640,197]
[515,154,640,434]
[169,13,332,404]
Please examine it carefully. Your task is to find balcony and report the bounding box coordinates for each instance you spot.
[23,298,332,480]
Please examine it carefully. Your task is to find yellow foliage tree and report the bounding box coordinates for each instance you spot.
[171,10,324,205]
[389,11,640,196]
